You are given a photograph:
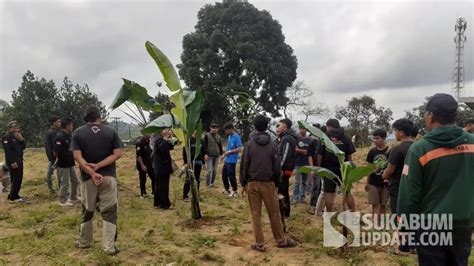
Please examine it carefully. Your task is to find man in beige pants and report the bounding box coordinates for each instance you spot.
[240,115,296,252]
[73,106,124,255]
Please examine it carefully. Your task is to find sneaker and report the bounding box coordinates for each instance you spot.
[307,207,316,215]
[59,201,74,207]
[74,240,91,249]
[10,197,26,204]
[228,191,237,198]
[183,197,190,202]
[277,237,297,248]
[105,247,120,256]
[222,190,230,196]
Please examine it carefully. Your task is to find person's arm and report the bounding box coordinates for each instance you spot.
[90,149,124,171]
[295,147,308,155]
[383,148,398,180]
[397,148,423,216]
[239,144,250,187]
[202,134,208,156]
[74,150,103,185]
[280,138,290,168]
[2,136,17,169]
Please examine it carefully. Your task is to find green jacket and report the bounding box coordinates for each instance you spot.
[398,126,474,228]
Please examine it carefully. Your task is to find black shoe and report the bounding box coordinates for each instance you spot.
[277,237,297,248]
[106,247,120,256]
[74,240,91,249]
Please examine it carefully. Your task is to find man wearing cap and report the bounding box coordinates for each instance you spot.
[44,116,61,193]
[398,93,474,265]
[73,106,124,255]
[202,124,223,188]
[2,121,26,203]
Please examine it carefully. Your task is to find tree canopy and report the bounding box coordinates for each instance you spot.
[178,0,297,139]
[2,71,107,146]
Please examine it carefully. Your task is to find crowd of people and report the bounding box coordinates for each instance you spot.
[1,93,473,264]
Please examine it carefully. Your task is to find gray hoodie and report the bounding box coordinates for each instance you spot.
[240,132,281,186]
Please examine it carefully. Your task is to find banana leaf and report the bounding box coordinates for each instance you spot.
[344,164,376,192]
[145,41,182,92]
[143,114,180,134]
[300,166,340,181]
[297,121,345,162]
[186,91,203,136]
[110,79,162,112]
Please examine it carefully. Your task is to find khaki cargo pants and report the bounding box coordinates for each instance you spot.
[247,181,286,246]
[78,176,118,253]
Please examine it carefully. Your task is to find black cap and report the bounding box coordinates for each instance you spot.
[425,93,458,116]
[210,123,219,128]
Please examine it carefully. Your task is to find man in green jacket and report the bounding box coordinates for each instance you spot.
[398,93,474,266]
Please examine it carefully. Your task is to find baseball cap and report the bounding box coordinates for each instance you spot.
[425,93,458,116]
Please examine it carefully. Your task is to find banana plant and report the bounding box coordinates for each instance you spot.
[111,41,203,219]
[298,121,375,242]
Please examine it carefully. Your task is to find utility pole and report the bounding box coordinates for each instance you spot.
[111,117,121,134]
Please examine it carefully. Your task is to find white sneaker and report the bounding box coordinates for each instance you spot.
[59,201,74,207]
[229,191,237,198]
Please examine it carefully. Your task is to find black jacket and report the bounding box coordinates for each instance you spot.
[2,132,26,168]
[275,129,298,171]
[44,128,59,162]
[136,137,153,169]
[240,132,281,186]
[153,136,175,176]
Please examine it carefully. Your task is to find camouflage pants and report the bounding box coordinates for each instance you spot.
[78,176,118,253]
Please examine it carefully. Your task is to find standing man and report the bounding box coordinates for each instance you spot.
[55,118,79,207]
[44,116,61,193]
[464,118,474,133]
[382,118,414,255]
[220,123,242,197]
[136,133,155,198]
[240,115,297,252]
[398,94,474,265]
[307,135,321,215]
[317,119,356,212]
[275,119,298,218]
[365,129,390,224]
[153,128,175,209]
[292,125,313,204]
[3,121,26,203]
[202,124,223,188]
[73,106,123,255]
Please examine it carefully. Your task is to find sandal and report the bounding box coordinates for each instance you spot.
[251,244,267,252]
[277,237,297,248]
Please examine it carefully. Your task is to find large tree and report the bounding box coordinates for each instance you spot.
[336,95,393,146]
[4,71,107,146]
[178,0,297,140]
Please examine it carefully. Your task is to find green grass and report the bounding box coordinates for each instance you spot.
[0,148,458,264]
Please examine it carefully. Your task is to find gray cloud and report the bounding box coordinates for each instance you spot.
[1,0,473,121]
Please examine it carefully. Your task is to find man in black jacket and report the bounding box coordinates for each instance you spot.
[153,128,175,209]
[136,134,155,198]
[54,118,79,206]
[240,115,296,252]
[275,118,298,218]
[2,121,26,203]
[44,116,61,193]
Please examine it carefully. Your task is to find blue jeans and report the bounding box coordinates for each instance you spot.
[292,166,308,202]
[206,156,219,186]
[222,162,237,192]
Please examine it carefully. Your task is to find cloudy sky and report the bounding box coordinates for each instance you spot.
[1,0,473,123]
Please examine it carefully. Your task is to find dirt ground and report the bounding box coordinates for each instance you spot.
[0,146,470,265]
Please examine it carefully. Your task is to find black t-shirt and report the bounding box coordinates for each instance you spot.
[317,130,356,173]
[295,136,314,166]
[72,124,123,181]
[387,140,414,185]
[54,130,75,168]
[366,146,389,187]
[136,137,153,167]
[307,137,319,164]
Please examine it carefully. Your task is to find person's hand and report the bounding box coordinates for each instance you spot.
[91,173,104,186]
[10,162,18,169]
[141,164,148,172]
[220,154,226,161]
[364,184,369,192]
[311,172,317,178]
[204,154,209,162]
[13,132,24,141]
[86,163,100,171]
[241,186,247,196]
